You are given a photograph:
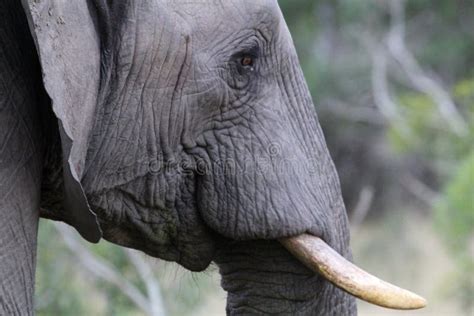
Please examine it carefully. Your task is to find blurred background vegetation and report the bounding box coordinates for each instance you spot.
[35,0,473,315]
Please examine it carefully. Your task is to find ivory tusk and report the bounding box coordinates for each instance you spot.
[279,234,427,310]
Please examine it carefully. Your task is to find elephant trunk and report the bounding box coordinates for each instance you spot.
[214,239,357,315]
[215,236,426,315]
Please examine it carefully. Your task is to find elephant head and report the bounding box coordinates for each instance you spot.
[21,0,426,314]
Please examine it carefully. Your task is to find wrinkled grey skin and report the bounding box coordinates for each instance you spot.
[1,0,357,315]
[0,2,49,314]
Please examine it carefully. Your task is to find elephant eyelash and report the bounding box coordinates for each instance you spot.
[232,44,260,61]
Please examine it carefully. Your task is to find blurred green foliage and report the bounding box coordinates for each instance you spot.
[436,152,474,253]
[36,221,222,316]
[435,152,474,311]
[387,76,473,310]
[36,223,95,315]
[389,79,474,178]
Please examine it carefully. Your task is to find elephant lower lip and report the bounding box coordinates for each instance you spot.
[279,234,427,310]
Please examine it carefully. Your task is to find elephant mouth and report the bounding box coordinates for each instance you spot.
[279,234,427,310]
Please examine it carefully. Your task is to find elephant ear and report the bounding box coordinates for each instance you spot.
[21,0,102,242]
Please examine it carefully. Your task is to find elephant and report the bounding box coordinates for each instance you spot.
[0,0,426,315]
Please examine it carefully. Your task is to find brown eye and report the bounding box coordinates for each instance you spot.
[241,56,254,67]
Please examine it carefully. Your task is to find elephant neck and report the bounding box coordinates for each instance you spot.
[0,179,40,316]
[0,0,45,312]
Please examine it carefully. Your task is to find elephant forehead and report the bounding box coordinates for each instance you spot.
[165,0,278,13]
[164,0,281,36]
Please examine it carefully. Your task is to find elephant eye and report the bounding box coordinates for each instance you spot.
[233,45,259,72]
[230,45,260,81]
[240,56,254,67]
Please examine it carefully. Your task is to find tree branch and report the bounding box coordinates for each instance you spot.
[369,40,413,139]
[387,0,468,136]
[53,223,160,315]
[125,249,166,316]
[320,98,386,126]
[401,173,441,206]
[350,186,375,234]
